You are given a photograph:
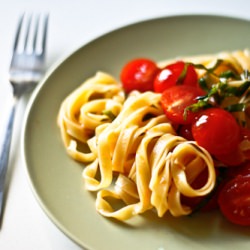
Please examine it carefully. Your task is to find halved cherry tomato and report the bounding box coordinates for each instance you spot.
[192,108,241,156]
[161,85,204,125]
[218,173,250,226]
[154,61,198,93]
[120,58,159,93]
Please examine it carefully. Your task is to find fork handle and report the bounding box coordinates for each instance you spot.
[0,97,17,218]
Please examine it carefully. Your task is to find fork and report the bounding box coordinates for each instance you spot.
[0,13,49,223]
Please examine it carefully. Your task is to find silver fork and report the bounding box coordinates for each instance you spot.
[0,13,49,223]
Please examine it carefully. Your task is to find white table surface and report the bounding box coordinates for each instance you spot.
[0,1,249,249]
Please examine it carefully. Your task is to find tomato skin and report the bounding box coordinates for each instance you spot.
[215,127,250,166]
[215,149,244,167]
[161,85,203,125]
[226,162,250,179]
[154,61,198,93]
[218,174,250,226]
[239,127,250,160]
[120,58,159,93]
[178,124,194,140]
[192,108,241,156]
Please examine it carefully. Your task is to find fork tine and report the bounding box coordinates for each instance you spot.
[23,14,32,51]
[32,14,40,52]
[41,14,49,55]
[13,14,25,52]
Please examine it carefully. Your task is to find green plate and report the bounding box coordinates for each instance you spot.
[22,15,250,250]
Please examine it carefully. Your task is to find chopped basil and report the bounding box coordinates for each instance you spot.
[219,70,239,79]
[102,110,116,121]
[177,63,189,84]
[191,59,223,73]
[185,80,250,115]
[225,103,246,112]
[226,81,250,97]
[198,77,210,92]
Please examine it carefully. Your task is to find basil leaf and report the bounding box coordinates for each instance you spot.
[198,77,210,92]
[225,103,245,112]
[102,110,116,121]
[191,59,223,73]
[219,70,239,79]
[224,81,250,97]
[177,63,188,84]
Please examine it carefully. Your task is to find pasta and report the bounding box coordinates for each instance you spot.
[57,49,250,221]
[158,49,250,74]
[57,70,216,220]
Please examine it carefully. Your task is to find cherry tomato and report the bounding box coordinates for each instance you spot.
[215,127,250,166]
[240,127,250,140]
[178,124,194,140]
[240,127,250,160]
[218,174,250,226]
[154,61,198,93]
[120,58,159,93]
[215,149,244,167]
[192,108,241,155]
[226,162,250,179]
[161,85,204,125]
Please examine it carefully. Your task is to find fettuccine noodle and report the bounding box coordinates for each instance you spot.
[58,69,216,220]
